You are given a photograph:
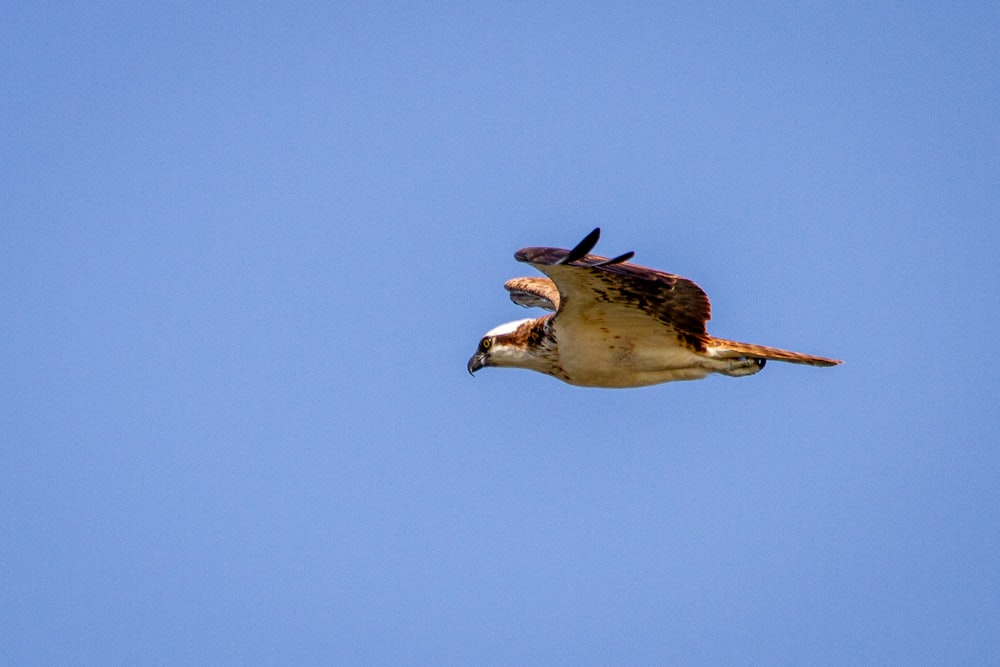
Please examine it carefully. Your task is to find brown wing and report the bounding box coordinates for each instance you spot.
[504,277,559,311]
[514,228,712,349]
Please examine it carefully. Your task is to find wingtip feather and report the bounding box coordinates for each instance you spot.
[557,227,601,265]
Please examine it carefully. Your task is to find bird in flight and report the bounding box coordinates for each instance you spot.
[468,228,841,387]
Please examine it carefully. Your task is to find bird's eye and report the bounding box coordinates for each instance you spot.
[480,338,492,350]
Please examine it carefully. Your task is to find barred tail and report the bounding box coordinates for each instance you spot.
[709,337,842,367]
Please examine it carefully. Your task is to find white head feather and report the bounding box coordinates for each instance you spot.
[484,318,532,337]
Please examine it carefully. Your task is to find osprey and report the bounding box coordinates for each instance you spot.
[468,228,841,387]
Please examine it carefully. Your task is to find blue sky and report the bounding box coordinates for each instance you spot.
[3,3,998,664]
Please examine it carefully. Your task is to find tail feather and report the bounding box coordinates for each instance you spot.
[709,337,842,367]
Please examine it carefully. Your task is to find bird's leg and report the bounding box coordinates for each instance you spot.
[718,357,766,377]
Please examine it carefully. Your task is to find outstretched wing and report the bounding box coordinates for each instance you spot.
[504,277,560,311]
[515,228,712,350]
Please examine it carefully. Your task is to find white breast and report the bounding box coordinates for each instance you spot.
[552,320,711,387]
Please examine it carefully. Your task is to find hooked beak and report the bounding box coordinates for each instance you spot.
[467,352,486,376]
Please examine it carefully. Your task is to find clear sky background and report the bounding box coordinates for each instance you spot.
[3,3,998,664]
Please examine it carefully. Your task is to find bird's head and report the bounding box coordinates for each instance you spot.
[467,318,542,375]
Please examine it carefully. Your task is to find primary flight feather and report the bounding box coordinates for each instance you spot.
[468,228,841,387]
